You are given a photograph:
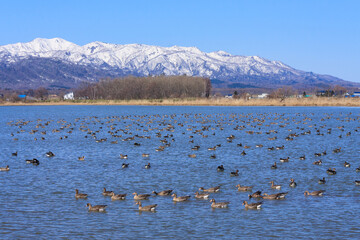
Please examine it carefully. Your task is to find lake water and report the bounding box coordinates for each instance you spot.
[0,106,359,239]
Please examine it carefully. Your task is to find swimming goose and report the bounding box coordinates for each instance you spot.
[289,178,297,188]
[230,170,239,176]
[195,191,210,199]
[145,163,151,169]
[356,167,360,172]
[188,154,196,158]
[299,155,306,160]
[318,177,326,184]
[210,199,230,208]
[344,161,351,168]
[111,192,127,200]
[152,190,173,196]
[271,162,277,169]
[75,189,88,199]
[248,191,262,199]
[122,163,129,168]
[133,192,151,200]
[46,151,55,157]
[210,154,217,159]
[333,147,341,153]
[26,158,40,165]
[120,154,128,159]
[12,151,18,156]
[142,153,150,157]
[262,192,288,200]
[199,186,221,193]
[0,165,9,171]
[217,165,224,172]
[304,190,325,196]
[102,188,114,196]
[136,202,157,211]
[313,160,322,165]
[235,184,253,191]
[280,157,289,162]
[354,180,360,185]
[171,194,191,202]
[326,168,337,175]
[242,201,262,209]
[269,181,281,190]
[78,156,85,161]
[86,203,107,212]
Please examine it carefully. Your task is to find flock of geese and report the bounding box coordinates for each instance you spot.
[2,111,360,213]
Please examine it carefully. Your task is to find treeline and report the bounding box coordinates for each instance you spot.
[75,76,211,100]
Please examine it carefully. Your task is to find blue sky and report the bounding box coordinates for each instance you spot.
[1,0,360,82]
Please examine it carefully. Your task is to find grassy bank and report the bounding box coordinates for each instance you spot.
[1,97,359,107]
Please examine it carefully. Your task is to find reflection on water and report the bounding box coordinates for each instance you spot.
[0,106,359,239]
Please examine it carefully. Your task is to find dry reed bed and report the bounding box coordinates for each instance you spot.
[0,98,359,107]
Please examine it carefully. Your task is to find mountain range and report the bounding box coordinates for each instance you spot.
[0,38,358,90]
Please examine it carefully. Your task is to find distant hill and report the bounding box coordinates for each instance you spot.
[0,38,358,90]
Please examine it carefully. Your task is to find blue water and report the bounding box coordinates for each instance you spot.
[0,106,359,239]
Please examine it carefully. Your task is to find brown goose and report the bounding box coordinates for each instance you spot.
[279,157,289,162]
[326,168,337,175]
[75,189,88,199]
[111,192,127,200]
[102,188,114,196]
[242,201,262,209]
[78,156,85,161]
[171,193,191,202]
[152,190,173,196]
[230,170,239,177]
[344,161,350,168]
[304,190,325,196]
[199,186,221,193]
[86,203,107,212]
[136,202,157,211]
[133,192,151,200]
[210,199,230,208]
[289,178,297,188]
[313,160,322,165]
[0,165,9,171]
[262,192,288,200]
[195,191,210,199]
[269,181,281,190]
[235,184,253,191]
[248,191,262,199]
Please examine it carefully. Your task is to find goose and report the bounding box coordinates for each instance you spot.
[122,163,129,168]
[26,158,40,165]
[280,157,289,162]
[46,151,55,157]
[152,190,173,196]
[344,161,350,168]
[217,165,224,172]
[271,162,277,169]
[188,154,196,158]
[313,160,322,165]
[356,167,360,172]
[78,156,85,161]
[145,163,151,169]
[111,192,127,200]
[210,154,217,159]
[354,180,360,185]
[242,201,262,209]
[276,145,285,150]
[142,153,150,157]
[241,150,246,156]
[230,170,239,177]
[133,192,151,200]
[86,203,107,212]
[102,188,114,196]
[304,190,325,196]
[333,147,341,153]
[194,191,210,199]
[248,191,262,199]
[318,177,326,184]
[269,181,281,190]
[171,193,191,202]
[262,192,288,200]
[299,155,306,160]
[120,154,128,159]
[326,168,337,175]
[210,199,230,208]
[136,202,157,211]
[199,186,221,193]
[75,189,88,199]
[12,151,18,156]
[256,144,263,148]
[289,178,297,188]
[0,165,9,171]
[235,184,253,191]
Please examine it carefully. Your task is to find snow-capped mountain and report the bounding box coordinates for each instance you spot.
[0,38,356,89]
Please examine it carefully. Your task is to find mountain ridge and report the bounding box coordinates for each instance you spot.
[0,38,358,90]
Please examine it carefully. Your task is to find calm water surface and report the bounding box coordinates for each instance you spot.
[0,106,359,239]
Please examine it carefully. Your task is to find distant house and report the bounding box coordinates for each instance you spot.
[225,94,233,99]
[258,93,269,99]
[353,92,360,97]
[64,92,74,100]
[345,92,360,98]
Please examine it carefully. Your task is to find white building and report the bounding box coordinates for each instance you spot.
[258,93,269,98]
[63,92,74,100]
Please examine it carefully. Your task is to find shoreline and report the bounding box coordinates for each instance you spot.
[1,98,359,107]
